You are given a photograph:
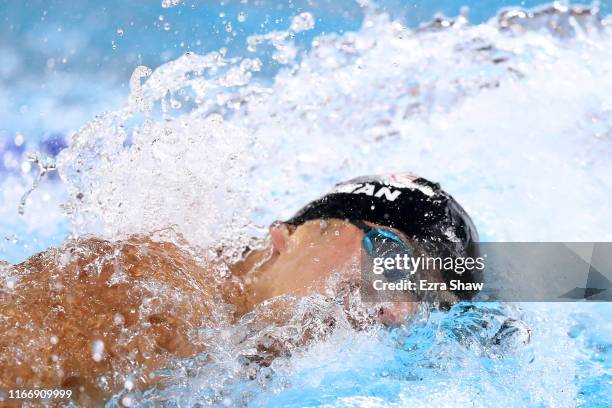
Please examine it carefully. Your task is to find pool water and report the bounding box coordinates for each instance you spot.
[1,1,611,406]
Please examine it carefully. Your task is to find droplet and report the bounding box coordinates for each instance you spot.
[121,395,134,407]
[50,335,59,345]
[21,162,32,174]
[163,22,171,31]
[290,12,315,33]
[237,12,247,23]
[170,99,182,109]
[225,22,233,32]
[124,377,134,390]
[14,133,24,146]
[92,339,105,362]
[6,278,16,289]
[161,0,181,8]
[116,28,124,36]
[113,313,125,325]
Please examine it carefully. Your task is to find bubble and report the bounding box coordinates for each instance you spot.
[121,395,134,407]
[5,278,16,289]
[91,339,105,362]
[124,377,134,390]
[113,313,125,325]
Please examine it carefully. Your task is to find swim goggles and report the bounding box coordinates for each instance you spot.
[350,219,414,281]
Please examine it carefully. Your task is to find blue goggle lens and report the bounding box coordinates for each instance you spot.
[362,229,409,256]
[362,228,413,282]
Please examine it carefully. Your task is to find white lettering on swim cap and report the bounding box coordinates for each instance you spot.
[331,176,433,201]
[352,183,376,196]
[374,186,402,201]
[332,182,403,202]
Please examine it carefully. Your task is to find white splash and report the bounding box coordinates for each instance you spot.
[44,3,612,406]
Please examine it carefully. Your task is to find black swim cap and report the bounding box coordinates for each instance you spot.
[286,174,481,300]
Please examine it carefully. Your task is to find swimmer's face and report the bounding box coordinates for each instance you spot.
[240,218,418,324]
[256,218,417,324]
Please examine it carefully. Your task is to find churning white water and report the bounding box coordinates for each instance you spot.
[2,2,611,406]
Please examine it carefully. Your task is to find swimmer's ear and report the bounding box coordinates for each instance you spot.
[269,222,291,253]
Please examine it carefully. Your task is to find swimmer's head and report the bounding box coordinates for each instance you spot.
[279,174,481,303]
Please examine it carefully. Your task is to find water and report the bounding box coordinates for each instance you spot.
[1,1,611,406]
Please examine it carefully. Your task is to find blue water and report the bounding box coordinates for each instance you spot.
[1,1,611,407]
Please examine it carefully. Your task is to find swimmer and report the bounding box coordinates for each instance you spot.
[0,174,480,404]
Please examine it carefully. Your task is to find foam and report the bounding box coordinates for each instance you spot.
[8,2,612,405]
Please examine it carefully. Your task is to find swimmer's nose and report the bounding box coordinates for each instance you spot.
[269,221,290,253]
